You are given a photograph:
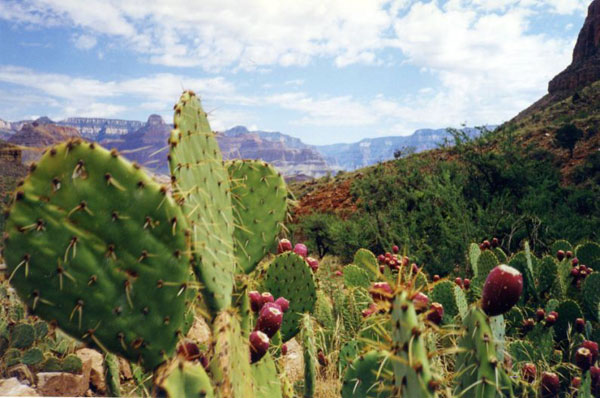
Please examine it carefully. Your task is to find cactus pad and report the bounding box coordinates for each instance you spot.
[582,273,600,321]
[431,281,458,324]
[262,252,317,341]
[537,256,558,295]
[159,359,215,398]
[227,160,287,274]
[301,314,316,398]
[2,140,193,370]
[576,241,600,268]
[251,353,282,398]
[169,91,235,312]
[341,350,390,398]
[554,300,582,341]
[474,250,499,289]
[343,264,371,289]
[353,249,378,279]
[468,243,481,276]
[551,239,573,255]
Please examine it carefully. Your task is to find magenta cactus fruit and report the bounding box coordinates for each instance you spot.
[433,275,440,282]
[412,292,429,313]
[248,290,262,312]
[256,306,284,338]
[335,270,343,276]
[250,330,270,363]
[572,257,580,266]
[576,318,586,333]
[540,372,560,398]
[522,318,535,332]
[576,347,594,371]
[377,254,385,264]
[536,308,546,321]
[522,362,536,382]
[491,237,499,248]
[274,297,290,313]
[583,340,599,363]
[567,250,574,259]
[177,340,201,361]
[261,292,275,307]
[392,245,399,254]
[260,301,282,315]
[306,257,319,272]
[277,239,292,253]
[369,282,393,302]
[557,250,566,261]
[483,240,491,249]
[293,243,308,258]
[281,343,288,355]
[454,277,463,288]
[481,264,523,316]
[545,314,557,327]
[426,302,444,325]
[463,278,471,289]
[572,376,581,388]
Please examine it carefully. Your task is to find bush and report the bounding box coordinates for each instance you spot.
[555,123,584,157]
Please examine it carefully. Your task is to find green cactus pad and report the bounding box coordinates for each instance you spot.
[314,291,335,333]
[453,285,468,321]
[474,250,499,289]
[537,256,558,295]
[507,340,537,363]
[468,243,481,276]
[33,321,48,341]
[62,354,83,373]
[227,160,287,274]
[494,247,508,264]
[301,314,316,398]
[2,140,193,370]
[341,288,371,338]
[3,348,21,367]
[9,323,34,349]
[210,309,254,398]
[551,239,573,255]
[169,91,235,312]
[343,264,371,289]
[104,353,122,397]
[341,350,391,398]
[390,292,437,398]
[353,248,378,279]
[251,353,282,398]
[41,356,62,372]
[159,359,215,398]
[576,241,600,268]
[339,341,361,375]
[261,252,317,341]
[554,300,582,341]
[582,273,600,321]
[509,251,536,302]
[431,281,458,324]
[21,347,43,365]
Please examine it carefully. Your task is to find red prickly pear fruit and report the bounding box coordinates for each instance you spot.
[392,245,399,254]
[306,257,319,272]
[581,265,588,272]
[401,256,410,267]
[293,243,308,258]
[261,302,282,315]
[369,282,393,302]
[545,314,557,326]
[454,277,463,288]
[275,297,289,313]
[576,347,594,371]
[248,290,262,312]
[557,250,565,261]
[481,264,523,316]
[433,275,440,282]
[411,263,419,274]
[571,267,580,278]
[362,304,377,318]
[335,270,343,277]
[572,257,580,266]
[412,292,429,313]
[385,252,392,258]
[583,340,599,363]
[576,318,586,333]
[521,362,536,383]
[491,237,499,248]
[483,240,491,249]
[567,250,573,259]
[591,366,600,394]
[463,278,471,289]
[317,349,328,366]
[479,243,486,251]
[261,292,274,308]
[536,308,546,322]
[550,311,559,319]
[522,318,535,332]
[572,376,581,388]
[250,330,270,363]
[256,306,283,338]
[377,254,385,264]
[388,260,397,270]
[277,239,292,253]
[426,303,444,325]
[540,372,560,398]
[281,344,288,355]
[177,340,201,361]
[379,265,385,273]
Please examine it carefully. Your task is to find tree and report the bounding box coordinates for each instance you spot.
[555,124,584,158]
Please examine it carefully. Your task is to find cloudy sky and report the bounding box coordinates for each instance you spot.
[0,0,590,144]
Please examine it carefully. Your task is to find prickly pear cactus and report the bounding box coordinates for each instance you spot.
[168,91,235,313]
[158,359,215,398]
[261,252,317,341]
[353,248,378,279]
[582,273,600,321]
[551,239,572,255]
[301,314,316,398]
[227,160,287,274]
[2,139,192,370]
[576,241,600,268]
[474,250,499,289]
[343,264,370,288]
[469,243,481,276]
[341,350,390,398]
[553,299,582,341]
[431,281,458,324]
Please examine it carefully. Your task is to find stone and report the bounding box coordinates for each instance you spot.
[0,378,40,396]
[186,316,212,345]
[7,364,34,386]
[36,359,91,397]
[118,357,133,380]
[75,348,105,393]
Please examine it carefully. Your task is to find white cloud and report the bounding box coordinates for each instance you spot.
[73,34,97,50]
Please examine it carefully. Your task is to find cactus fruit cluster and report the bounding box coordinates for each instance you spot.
[2,90,600,397]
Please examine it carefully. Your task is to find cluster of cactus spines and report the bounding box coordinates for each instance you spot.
[261,251,317,341]
[2,139,193,369]
[226,159,287,274]
[168,91,235,314]
[390,291,438,397]
[301,314,317,398]
[454,307,514,397]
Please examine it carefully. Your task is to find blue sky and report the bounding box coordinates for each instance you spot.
[0,0,590,145]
